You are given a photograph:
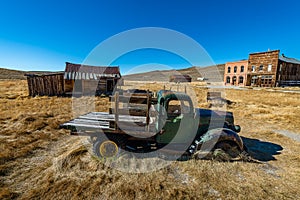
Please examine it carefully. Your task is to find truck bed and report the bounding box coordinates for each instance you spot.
[60,112,156,136]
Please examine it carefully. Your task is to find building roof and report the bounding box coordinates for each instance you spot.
[279,55,300,65]
[24,72,64,77]
[249,49,280,55]
[64,62,121,80]
[65,62,120,74]
[225,59,248,65]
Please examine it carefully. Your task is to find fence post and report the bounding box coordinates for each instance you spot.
[114,91,119,130]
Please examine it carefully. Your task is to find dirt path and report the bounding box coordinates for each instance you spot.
[275,130,300,142]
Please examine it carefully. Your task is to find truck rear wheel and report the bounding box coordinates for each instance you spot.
[93,139,119,158]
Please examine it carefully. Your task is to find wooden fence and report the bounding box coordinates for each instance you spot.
[25,73,65,96]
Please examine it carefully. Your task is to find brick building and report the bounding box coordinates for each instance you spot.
[224,50,300,87]
[224,60,248,86]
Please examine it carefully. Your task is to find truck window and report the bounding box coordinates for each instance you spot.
[167,100,191,116]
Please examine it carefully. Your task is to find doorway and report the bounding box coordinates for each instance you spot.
[106,79,114,92]
[232,76,237,85]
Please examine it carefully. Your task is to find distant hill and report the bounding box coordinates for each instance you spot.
[124,64,225,82]
[0,68,27,80]
[0,67,63,80]
[0,64,225,82]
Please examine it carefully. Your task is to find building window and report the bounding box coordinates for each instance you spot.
[259,65,264,71]
[251,75,258,85]
[234,66,237,73]
[252,66,256,72]
[268,64,272,72]
[292,65,297,75]
[232,76,237,85]
[239,76,244,84]
[279,64,282,72]
[227,66,231,73]
[241,66,244,73]
[226,76,230,84]
[288,64,292,76]
[261,75,272,86]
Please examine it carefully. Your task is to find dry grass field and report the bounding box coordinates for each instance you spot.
[0,80,300,199]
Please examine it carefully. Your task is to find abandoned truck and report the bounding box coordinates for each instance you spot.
[60,90,246,159]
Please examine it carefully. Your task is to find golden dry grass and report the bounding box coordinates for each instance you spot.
[0,80,300,199]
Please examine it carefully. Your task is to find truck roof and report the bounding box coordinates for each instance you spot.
[157,90,191,101]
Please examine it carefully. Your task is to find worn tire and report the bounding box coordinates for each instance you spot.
[93,139,119,158]
[106,134,126,150]
[93,134,126,158]
[214,141,241,159]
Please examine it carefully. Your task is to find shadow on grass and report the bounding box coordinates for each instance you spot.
[241,136,283,162]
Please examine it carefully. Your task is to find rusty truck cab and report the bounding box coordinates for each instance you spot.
[155,90,198,144]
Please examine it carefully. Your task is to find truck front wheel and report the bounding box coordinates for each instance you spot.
[213,141,241,159]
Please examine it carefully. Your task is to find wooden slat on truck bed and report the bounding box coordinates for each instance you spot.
[60,112,156,135]
[79,112,147,123]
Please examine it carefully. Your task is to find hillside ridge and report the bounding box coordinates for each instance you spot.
[0,67,63,80]
[0,64,225,81]
[124,64,225,81]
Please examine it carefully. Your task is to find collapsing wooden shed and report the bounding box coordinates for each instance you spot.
[169,74,192,83]
[25,73,65,96]
[25,62,123,97]
[64,62,122,96]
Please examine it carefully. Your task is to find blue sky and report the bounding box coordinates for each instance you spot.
[0,0,299,74]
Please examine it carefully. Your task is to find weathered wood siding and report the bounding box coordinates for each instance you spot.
[248,50,279,87]
[26,74,64,96]
[97,79,107,91]
[277,61,300,85]
[64,78,120,96]
[64,80,74,93]
[83,80,98,95]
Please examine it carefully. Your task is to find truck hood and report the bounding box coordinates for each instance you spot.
[195,108,235,125]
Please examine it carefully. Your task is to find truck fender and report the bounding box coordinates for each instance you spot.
[197,128,244,151]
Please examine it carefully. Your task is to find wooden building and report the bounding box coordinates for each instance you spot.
[64,62,122,96]
[25,62,122,97]
[247,50,300,87]
[277,55,300,86]
[169,74,192,83]
[247,50,280,87]
[25,73,65,96]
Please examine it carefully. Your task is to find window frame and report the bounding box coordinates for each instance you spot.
[239,76,244,84]
[268,64,272,72]
[226,76,230,84]
[227,66,231,73]
[259,65,264,71]
[234,66,237,73]
[241,65,244,73]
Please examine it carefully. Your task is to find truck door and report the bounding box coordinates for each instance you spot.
[156,98,196,144]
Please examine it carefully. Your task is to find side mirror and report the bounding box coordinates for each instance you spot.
[234,125,241,133]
